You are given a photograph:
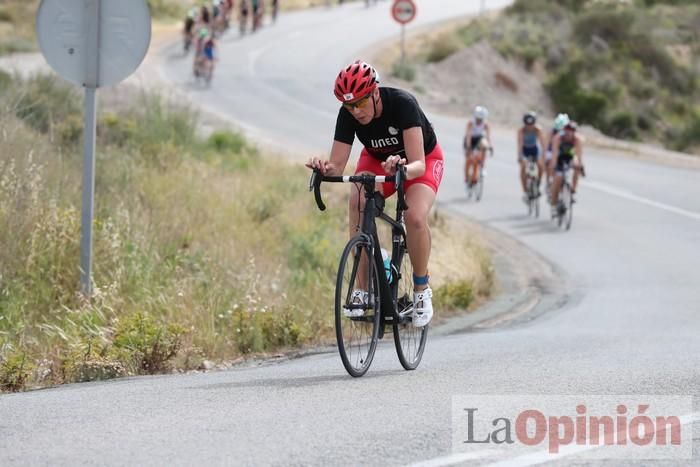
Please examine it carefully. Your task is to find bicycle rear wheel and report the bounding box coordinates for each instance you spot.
[392,239,428,370]
[335,236,381,377]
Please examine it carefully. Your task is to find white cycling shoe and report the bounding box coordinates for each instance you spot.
[344,290,368,318]
[412,287,433,328]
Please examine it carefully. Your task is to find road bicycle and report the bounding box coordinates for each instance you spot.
[524,158,540,218]
[553,163,575,230]
[309,167,428,377]
[466,157,484,202]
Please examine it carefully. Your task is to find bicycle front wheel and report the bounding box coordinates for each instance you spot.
[563,183,574,230]
[475,173,484,202]
[392,240,428,370]
[335,236,381,377]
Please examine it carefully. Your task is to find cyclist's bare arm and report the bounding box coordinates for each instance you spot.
[383,127,425,180]
[574,135,584,168]
[537,126,547,152]
[465,121,473,147]
[306,140,351,176]
[517,128,523,160]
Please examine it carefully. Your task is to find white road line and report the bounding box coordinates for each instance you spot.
[481,411,700,467]
[405,450,499,467]
[583,180,700,222]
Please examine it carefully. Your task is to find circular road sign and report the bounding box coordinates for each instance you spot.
[392,0,416,25]
[36,0,151,87]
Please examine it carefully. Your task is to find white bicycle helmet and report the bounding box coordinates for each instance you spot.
[473,106,488,120]
[553,113,570,131]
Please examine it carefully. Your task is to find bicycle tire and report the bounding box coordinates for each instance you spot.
[335,236,381,377]
[564,183,574,230]
[392,237,428,370]
[475,173,484,202]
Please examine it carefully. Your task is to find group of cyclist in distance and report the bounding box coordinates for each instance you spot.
[183,0,280,83]
[464,105,586,216]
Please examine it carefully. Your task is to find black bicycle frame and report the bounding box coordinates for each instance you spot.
[311,169,409,323]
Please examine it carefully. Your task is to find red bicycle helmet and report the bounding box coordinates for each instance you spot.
[333,60,379,102]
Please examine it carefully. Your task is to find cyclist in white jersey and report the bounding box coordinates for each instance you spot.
[463,106,492,188]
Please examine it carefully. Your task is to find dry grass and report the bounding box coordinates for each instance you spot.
[0,73,492,391]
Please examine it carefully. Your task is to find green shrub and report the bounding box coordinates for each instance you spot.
[13,74,81,135]
[546,68,608,127]
[392,62,416,82]
[674,108,700,151]
[99,112,138,147]
[434,281,474,310]
[574,7,636,45]
[456,21,490,47]
[0,69,11,90]
[426,35,461,63]
[62,341,126,383]
[208,130,248,154]
[111,312,186,374]
[0,8,13,22]
[0,347,34,392]
[146,0,185,18]
[604,111,639,139]
[0,38,34,55]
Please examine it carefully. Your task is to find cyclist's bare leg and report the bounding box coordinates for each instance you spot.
[404,184,436,292]
[474,151,485,183]
[519,159,527,192]
[348,172,376,290]
[464,151,470,183]
[551,174,563,206]
[572,162,581,193]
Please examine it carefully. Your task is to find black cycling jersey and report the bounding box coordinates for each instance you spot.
[558,137,575,160]
[334,87,438,161]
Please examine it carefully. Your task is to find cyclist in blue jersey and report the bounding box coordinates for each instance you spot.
[517,111,546,202]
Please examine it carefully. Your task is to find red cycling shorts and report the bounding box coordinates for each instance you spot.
[354,144,444,198]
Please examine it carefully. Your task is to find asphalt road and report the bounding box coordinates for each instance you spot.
[3,1,700,466]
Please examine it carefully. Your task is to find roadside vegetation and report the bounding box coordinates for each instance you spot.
[0,0,355,57]
[406,0,700,153]
[0,72,492,392]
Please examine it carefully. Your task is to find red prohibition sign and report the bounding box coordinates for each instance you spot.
[392,0,416,25]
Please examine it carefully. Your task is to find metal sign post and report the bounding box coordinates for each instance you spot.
[401,24,406,66]
[36,0,151,296]
[391,0,416,68]
[79,0,100,295]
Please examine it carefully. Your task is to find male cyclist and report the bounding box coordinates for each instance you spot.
[517,111,546,201]
[464,106,492,189]
[306,60,444,328]
[550,121,585,213]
